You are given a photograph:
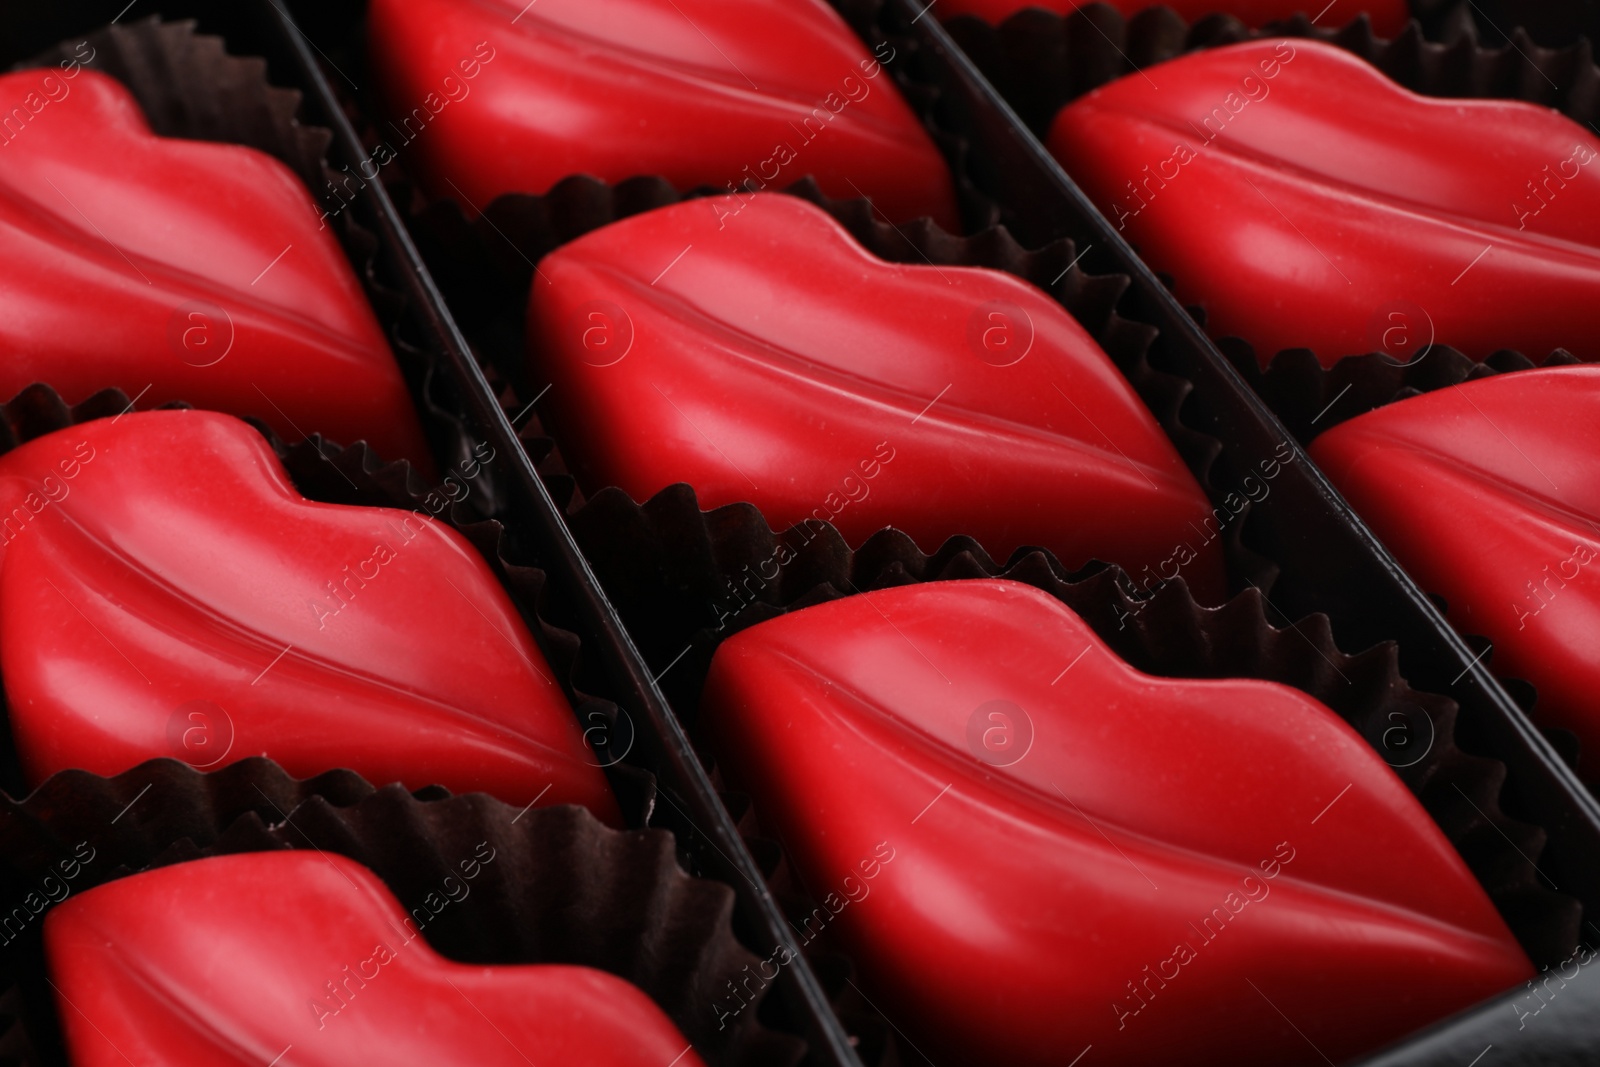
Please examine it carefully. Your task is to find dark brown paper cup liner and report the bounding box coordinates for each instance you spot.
[936,1,1596,50]
[947,2,1600,138]
[291,0,1000,237]
[1233,344,1585,446]
[408,175,1278,605]
[1234,348,1593,772]
[0,759,800,1067]
[565,484,1582,1061]
[0,382,656,823]
[1430,0,1600,48]
[16,17,482,480]
[944,3,1600,372]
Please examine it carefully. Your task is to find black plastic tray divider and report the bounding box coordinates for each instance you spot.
[253,3,868,1064]
[1356,955,1600,1065]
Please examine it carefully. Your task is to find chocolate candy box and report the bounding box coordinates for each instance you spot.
[2,0,1599,1064]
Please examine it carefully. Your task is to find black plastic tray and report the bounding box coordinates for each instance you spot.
[7,0,1594,1061]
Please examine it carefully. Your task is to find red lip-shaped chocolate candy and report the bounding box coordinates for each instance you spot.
[702,579,1530,1066]
[0,410,617,822]
[530,193,1227,601]
[366,0,959,228]
[1048,40,1600,366]
[0,68,431,469]
[939,0,1408,34]
[1311,367,1600,773]
[47,852,705,1066]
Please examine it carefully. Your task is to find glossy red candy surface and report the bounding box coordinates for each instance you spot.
[938,0,1408,33]
[0,410,617,821]
[366,0,959,228]
[1311,367,1600,773]
[529,193,1227,601]
[0,69,432,469]
[1048,40,1600,366]
[702,579,1530,1066]
[46,852,704,1066]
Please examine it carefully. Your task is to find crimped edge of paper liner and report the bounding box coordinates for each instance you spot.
[0,759,798,1067]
